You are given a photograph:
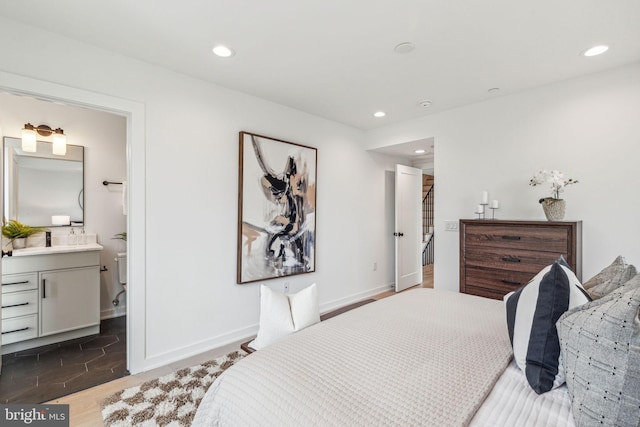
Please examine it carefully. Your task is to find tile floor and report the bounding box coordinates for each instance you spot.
[0,316,127,404]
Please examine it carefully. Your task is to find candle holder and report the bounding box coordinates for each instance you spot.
[489,206,498,219]
[475,203,489,219]
[475,201,499,220]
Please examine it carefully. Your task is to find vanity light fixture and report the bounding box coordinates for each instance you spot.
[21,123,67,155]
[21,124,37,152]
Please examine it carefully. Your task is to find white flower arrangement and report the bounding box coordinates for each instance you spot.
[529,170,578,201]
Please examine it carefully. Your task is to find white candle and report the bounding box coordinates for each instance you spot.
[491,200,499,209]
[477,204,485,214]
[481,191,489,204]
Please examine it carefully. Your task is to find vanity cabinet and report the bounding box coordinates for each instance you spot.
[1,248,101,351]
[40,267,99,337]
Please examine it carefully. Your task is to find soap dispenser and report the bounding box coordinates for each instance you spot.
[68,227,76,245]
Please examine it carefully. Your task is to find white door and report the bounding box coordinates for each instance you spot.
[395,164,423,292]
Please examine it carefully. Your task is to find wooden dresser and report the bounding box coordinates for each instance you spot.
[459,220,582,300]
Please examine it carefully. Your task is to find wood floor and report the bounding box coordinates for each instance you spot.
[46,263,435,426]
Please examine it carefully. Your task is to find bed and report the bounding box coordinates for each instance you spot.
[193,288,576,426]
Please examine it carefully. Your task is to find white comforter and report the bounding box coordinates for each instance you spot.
[194,289,513,426]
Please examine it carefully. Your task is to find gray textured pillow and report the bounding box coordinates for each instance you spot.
[588,265,637,299]
[557,276,640,427]
[583,255,628,290]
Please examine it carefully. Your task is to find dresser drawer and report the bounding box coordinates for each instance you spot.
[2,314,38,345]
[464,284,513,300]
[460,220,582,300]
[463,224,569,253]
[1,290,38,319]
[464,246,568,275]
[465,267,535,297]
[2,273,38,294]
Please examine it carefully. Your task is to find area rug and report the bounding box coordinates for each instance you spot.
[101,351,244,426]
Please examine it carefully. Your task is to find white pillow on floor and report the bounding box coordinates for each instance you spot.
[249,283,319,350]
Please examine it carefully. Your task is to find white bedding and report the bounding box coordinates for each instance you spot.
[194,289,513,426]
[470,361,575,427]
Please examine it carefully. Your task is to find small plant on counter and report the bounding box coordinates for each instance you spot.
[2,220,48,241]
[112,232,127,241]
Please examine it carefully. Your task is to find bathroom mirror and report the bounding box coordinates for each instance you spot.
[3,137,84,227]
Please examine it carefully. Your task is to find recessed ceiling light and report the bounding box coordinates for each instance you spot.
[212,45,235,58]
[373,111,386,118]
[418,100,432,108]
[414,149,426,154]
[488,87,500,94]
[394,42,415,54]
[582,45,609,57]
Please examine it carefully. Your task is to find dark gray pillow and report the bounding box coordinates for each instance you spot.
[583,255,628,290]
[588,265,637,299]
[557,275,640,427]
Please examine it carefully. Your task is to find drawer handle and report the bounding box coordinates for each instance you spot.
[2,327,29,335]
[2,280,30,286]
[501,256,521,263]
[1,302,29,309]
[501,279,522,286]
[501,235,521,241]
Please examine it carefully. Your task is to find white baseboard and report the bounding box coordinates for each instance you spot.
[319,284,391,314]
[140,324,257,373]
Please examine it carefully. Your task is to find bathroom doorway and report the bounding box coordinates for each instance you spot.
[0,90,130,402]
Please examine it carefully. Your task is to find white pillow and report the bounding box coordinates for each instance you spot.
[504,259,590,394]
[249,283,320,350]
[289,283,320,330]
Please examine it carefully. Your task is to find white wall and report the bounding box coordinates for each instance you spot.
[366,63,640,291]
[0,93,128,318]
[0,17,405,371]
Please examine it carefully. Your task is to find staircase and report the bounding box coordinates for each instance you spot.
[422,174,434,265]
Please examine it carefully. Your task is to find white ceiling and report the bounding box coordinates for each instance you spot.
[0,0,639,134]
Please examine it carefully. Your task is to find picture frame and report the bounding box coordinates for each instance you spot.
[237,131,317,284]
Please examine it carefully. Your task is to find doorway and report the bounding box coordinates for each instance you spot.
[0,87,133,402]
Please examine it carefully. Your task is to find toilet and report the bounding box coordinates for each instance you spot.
[116,252,127,290]
[113,252,127,306]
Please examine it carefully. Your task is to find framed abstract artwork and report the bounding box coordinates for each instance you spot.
[237,131,317,284]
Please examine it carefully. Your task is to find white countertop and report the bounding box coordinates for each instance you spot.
[9,243,104,257]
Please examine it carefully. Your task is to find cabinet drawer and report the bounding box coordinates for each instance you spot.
[1,290,38,319]
[2,273,38,293]
[2,314,38,345]
[465,267,535,296]
[464,247,568,275]
[464,225,569,253]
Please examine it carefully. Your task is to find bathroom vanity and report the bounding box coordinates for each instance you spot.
[1,244,103,354]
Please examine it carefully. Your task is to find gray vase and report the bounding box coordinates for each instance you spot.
[540,198,566,221]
